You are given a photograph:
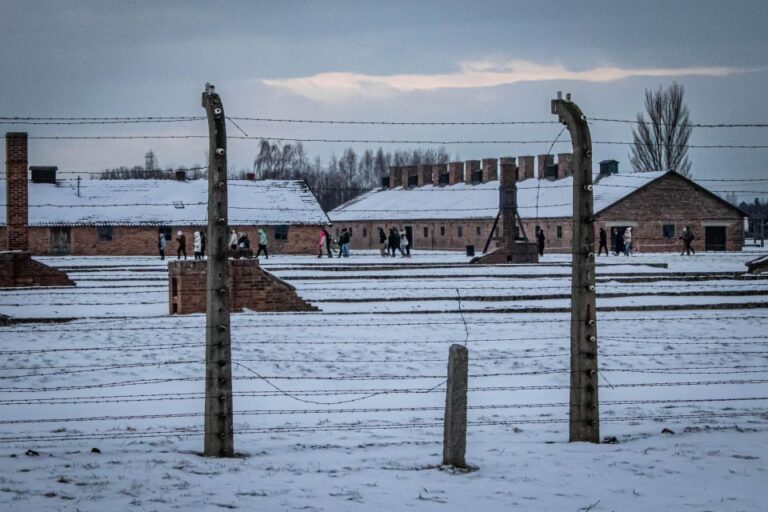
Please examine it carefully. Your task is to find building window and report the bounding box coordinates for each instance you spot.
[556,225,563,239]
[457,226,463,238]
[363,228,367,238]
[97,225,113,242]
[440,226,445,236]
[662,224,676,239]
[476,226,482,236]
[423,227,428,238]
[274,225,289,240]
[159,226,173,242]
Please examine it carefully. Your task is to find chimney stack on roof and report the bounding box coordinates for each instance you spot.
[537,154,554,180]
[417,164,432,187]
[482,158,498,183]
[432,163,448,186]
[448,161,464,185]
[403,165,418,188]
[599,159,619,177]
[557,153,574,179]
[388,165,403,188]
[518,156,535,181]
[245,172,256,181]
[465,160,481,185]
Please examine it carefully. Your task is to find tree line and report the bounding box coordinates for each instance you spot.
[98,142,452,211]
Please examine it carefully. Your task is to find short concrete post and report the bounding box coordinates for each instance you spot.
[443,344,468,468]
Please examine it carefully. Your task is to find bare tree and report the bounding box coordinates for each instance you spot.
[629,82,692,176]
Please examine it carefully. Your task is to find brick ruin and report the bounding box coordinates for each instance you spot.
[471,158,539,264]
[168,259,317,314]
[1,132,73,287]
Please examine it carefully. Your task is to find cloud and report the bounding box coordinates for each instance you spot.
[263,59,744,101]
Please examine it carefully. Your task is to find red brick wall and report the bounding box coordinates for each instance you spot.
[5,133,28,251]
[595,173,744,252]
[1,224,321,256]
[0,251,74,287]
[168,259,316,314]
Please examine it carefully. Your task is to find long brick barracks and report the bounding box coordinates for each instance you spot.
[2,134,746,255]
[330,156,746,253]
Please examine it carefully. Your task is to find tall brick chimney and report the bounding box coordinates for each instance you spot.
[417,164,431,187]
[481,158,498,182]
[537,154,554,179]
[431,163,447,186]
[518,156,535,181]
[448,161,464,185]
[5,132,29,251]
[402,165,418,188]
[557,152,574,179]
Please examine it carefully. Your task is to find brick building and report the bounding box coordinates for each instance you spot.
[329,156,746,253]
[1,170,329,257]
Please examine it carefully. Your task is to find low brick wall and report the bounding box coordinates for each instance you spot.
[0,251,74,287]
[168,259,317,314]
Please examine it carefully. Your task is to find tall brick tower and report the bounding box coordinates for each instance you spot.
[5,132,29,251]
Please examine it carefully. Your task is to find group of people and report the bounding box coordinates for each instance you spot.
[378,227,411,257]
[596,226,696,256]
[596,227,634,256]
[158,230,207,260]
[159,228,270,260]
[230,228,269,258]
[318,227,352,258]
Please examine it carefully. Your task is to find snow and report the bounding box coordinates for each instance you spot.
[0,248,767,510]
[0,179,330,226]
[329,171,669,222]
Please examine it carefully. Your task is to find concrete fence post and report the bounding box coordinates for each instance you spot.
[443,343,468,468]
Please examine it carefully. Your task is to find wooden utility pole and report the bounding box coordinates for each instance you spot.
[551,93,599,443]
[202,83,234,457]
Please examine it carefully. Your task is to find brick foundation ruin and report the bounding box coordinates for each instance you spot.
[0,251,75,287]
[168,259,317,314]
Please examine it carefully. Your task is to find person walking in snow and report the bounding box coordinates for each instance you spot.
[193,231,202,260]
[400,231,409,257]
[337,228,351,257]
[536,226,546,257]
[680,226,696,256]
[624,226,633,256]
[615,228,624,256]
[378,227,387,257]
[402,228,411,257]
[176,230,187,260]
[598,227,608,256]
[158,233,166,260]
[323,227,334,258]
[318,228,327,258]
[256,228,269,259]
[387,228,397,257]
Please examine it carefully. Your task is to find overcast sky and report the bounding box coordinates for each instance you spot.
[1,0,767,197]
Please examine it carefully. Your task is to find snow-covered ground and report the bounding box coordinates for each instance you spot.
[0,249,766,511]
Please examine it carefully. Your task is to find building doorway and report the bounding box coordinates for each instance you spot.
[50,227,71,255]
[705,226,726,251]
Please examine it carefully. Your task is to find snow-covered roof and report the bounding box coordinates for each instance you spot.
[0,179,329,226]
[329,171,670,222]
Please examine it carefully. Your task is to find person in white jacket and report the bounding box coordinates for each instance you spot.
[624,227,633,256]
[193,231,202,260]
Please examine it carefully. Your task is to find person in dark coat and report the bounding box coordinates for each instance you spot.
[680,226,696,255]
[176,230,187,260]
[615,228,624,256]
[323,227,333,258]
[200,232,206,258]
[536,226,546,257]
[598,227,608,256]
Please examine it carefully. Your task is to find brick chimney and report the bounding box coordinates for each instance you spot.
[537,154,554,179]
[465,160,481,185]
[388,166,403,188]
[430,163,445,186]
[518,156,535,181]
[246,172,256,180]
[482,158,498,182]
[417,164,432,187]
[557,152,574,179]
[5,132,29,252]
[402,165,418,188]
[448,161,464,185]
